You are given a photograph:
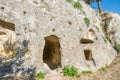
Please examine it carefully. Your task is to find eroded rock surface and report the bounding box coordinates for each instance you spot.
[101,12,120,46]
[0,0,118,78]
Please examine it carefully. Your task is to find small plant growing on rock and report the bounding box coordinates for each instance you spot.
[66,0,82,10]
[100,22,104,28]
[37,72,45,80]
[84,17,90,27]
[96,12,98,16]
[95,26,100,32]
[66,0,73,3]
[82,70,93,75]
[105,35,110,41]
[63,66,80,77]
[102,36,108,43]
[99,65,108,72]
[114,44,120,53]
[74,2,82,9]
[99,67,106,72]
[117,60,120,63]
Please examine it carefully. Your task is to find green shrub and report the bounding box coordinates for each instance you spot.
[82,70,92,74]
[73,2,82,9]
[114,44,120,52]
[66,0,73,3]
[84,17,90,27]
[63,66,80,77]
[37,72,45,79]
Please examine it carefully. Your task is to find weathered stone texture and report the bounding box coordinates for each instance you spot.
[0,0,117,76]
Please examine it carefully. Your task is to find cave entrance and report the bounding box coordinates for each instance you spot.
[84,49,92,60]
[43,35,61,70]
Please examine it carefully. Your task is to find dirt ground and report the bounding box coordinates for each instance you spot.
[44,53,120,80]
[80,53,120,80]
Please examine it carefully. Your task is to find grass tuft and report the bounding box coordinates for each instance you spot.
[82,70,93,74]
[84,17,90,27]
[102,36,108,43]
[114,44,120,53]
[66,0,73,3]
[74,2,82,9]
[37,72,45,80]
[99,65,108,72]
[63,66,80,77]
[95,26,100,32]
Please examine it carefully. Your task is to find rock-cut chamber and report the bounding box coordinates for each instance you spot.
[43,35,61,70]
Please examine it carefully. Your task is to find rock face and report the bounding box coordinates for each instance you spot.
[101,12,120,46]
[0,0,117,75]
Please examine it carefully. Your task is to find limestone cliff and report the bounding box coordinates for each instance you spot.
[0,0,119,78]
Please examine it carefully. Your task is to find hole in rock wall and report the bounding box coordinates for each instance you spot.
[23,11,27,14]
[1,7,4,9]
[0,19,15,31]
[43,35,61,70]
[84,49,92,60]
[0,31,6,35]
[52,28,55,32]
[87,29,97,40]
[80,29,97,44]
[80,38,94,44]
[68,21,72,25]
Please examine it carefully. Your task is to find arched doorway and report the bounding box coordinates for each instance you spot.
[43,35,61,70]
